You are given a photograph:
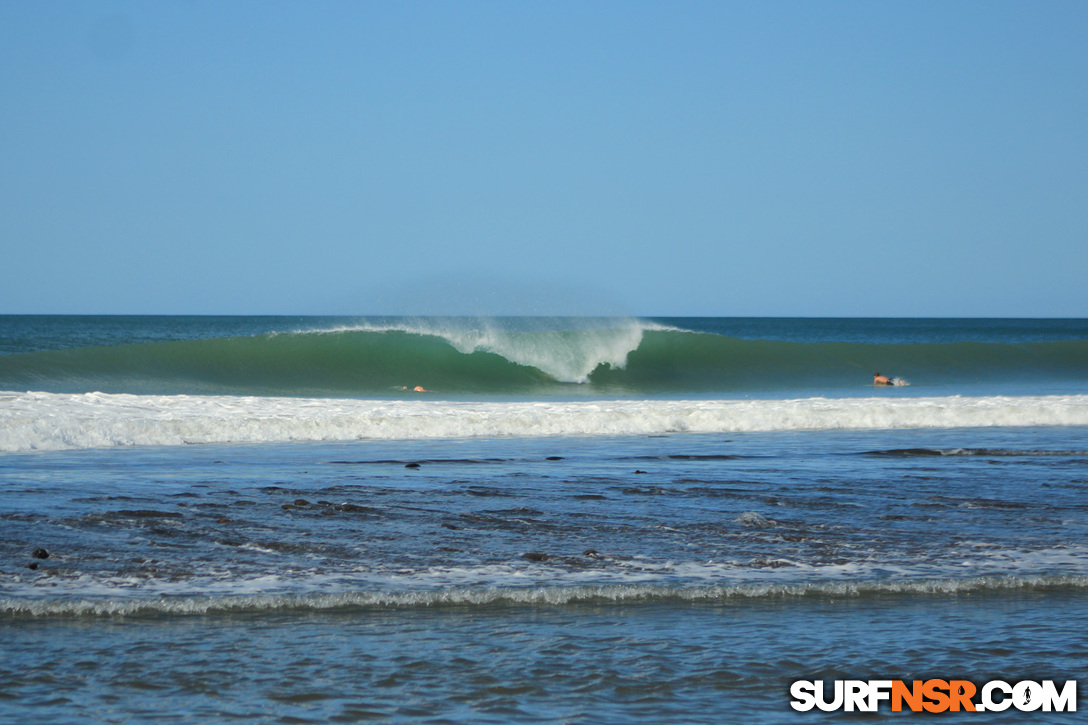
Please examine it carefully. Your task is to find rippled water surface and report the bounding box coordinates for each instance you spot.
[3,426,1087,721]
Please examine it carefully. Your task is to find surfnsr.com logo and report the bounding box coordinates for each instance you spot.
[790,679,1077,713]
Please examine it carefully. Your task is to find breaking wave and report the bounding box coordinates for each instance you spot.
[1,318,1086,396]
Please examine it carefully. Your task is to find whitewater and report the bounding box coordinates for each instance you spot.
[4,390,1088,452]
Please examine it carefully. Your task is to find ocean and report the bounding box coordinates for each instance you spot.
[2,316,1086,722]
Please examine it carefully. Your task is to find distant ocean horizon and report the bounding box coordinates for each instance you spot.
[2,315,1086,721]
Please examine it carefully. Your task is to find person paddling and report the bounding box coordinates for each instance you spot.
[873,372,893,386]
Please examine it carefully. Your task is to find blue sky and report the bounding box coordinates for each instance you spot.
[2,1,1086,316]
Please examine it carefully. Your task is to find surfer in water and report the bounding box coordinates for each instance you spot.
[874,372,907,386]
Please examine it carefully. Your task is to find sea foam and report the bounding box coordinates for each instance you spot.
[4,575,1086,619]
[3,391,1088,452]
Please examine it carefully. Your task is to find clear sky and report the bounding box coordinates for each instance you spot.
[2,1,1086,317]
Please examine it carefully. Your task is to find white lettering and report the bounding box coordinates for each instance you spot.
[789,681,816,712]
[844,680,869,712]
[793,678,1077,713]
[814,680,844,712]
[867,680,893,711]
[982,680,1013,712]
[1014,680,1044,712]
[1041,680,1077,712]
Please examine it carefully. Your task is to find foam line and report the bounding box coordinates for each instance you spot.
[3,575,1085,619]
[3,391,1088,452]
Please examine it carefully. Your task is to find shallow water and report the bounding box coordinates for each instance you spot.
[5,591,1086,723]
[3,427,1087,721]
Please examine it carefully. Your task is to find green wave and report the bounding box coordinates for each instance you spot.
[591,330,1088,393]
[0,327,1086,397]
[0,330,558,396]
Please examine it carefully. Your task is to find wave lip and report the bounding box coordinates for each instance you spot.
[3,391,1088,452]
[310,317,658,384]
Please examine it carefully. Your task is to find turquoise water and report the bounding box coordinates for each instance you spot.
[1,317,1086,722]
[2,316,1087,397]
